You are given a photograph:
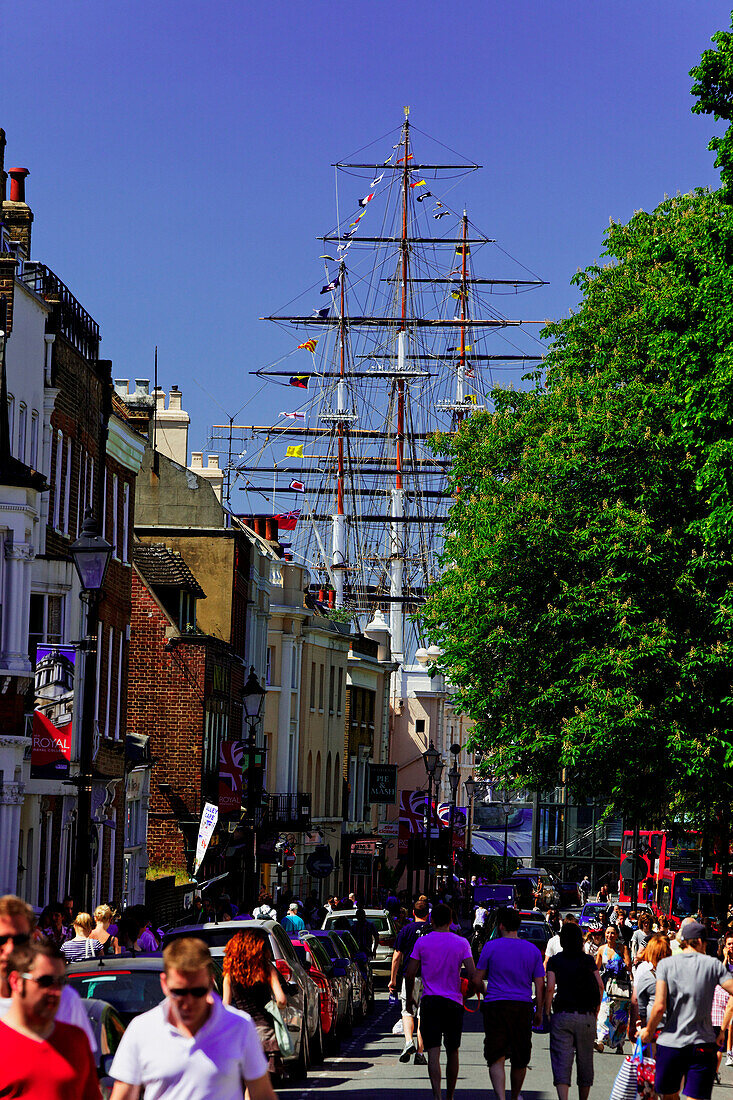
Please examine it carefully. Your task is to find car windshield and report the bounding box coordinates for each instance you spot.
[339,930,362,956]
[304,938,333,973]
[331,933,352,959]
[311,933,340,960]
[518,925,549,942]
[68,970,164,1019]
[326,914,391,932]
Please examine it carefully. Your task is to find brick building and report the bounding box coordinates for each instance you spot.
[0,129,145,906]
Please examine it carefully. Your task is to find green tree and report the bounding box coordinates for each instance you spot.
[421,188,733,832]
[691,12,733,197]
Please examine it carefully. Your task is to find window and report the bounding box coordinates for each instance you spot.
[7,395,14,450]
[266,647,274,687]
[30,412,38,469]
[101,467,107,538]
[111,474,119,557]
[104,627,114,737]
[121,482,130,563]
[291,647,298,689]
[114,635,123,741]
[17,404,26,464]
[87,456,95,512]
[416,718,425,735]
[325,754,332,817]
[318,664,324,711]
[309,662,316,709]
[337,668,343,715]
[63,436,72,534]
[329,666,335,714]
[52,430,63,531]
[29,594,64,655]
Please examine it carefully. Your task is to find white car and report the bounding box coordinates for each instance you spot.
[321,909,396,980]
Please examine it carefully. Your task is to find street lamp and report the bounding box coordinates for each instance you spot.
[422,742,443,897]
[447,746,461,887]
[496,792,514,878]
[464,776,476,901]
[69,509,113,913]
[242,666,266,744]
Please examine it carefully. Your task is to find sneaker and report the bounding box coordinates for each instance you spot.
[726,1052,733,1067]
[399,1041,416,1063]
[414,1052,427,1066]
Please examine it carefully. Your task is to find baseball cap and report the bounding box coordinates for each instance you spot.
[679,920,706,941]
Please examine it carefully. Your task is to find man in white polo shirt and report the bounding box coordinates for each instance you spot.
[110,937,277,1100]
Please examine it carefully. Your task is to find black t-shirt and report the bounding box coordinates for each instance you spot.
[547,951,601,1014]
[395,920,431,977]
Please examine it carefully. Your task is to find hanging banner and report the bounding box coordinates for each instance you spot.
[31,645,76,779]
[218,740,245,814]
[193,802,219,877]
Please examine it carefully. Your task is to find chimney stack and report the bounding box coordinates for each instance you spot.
[2,166,33,256]
[0,130,6,204]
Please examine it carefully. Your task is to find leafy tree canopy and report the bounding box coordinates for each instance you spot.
[422,188,733,826]
[691,11,733,196]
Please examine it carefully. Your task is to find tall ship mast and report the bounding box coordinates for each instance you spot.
[215,110,546,672]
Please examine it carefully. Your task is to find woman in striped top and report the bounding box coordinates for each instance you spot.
[60,912,103,962]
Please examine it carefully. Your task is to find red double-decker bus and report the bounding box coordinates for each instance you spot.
[618,829,718,926]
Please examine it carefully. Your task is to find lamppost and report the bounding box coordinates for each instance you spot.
[447,745,461,886]
[422,742,442,897]
[464,775,476,903]
[69,509,112,912]
[497,792,514,878]
[241,667,266,902]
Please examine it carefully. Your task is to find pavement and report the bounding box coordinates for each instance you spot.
[286,991,733,1100]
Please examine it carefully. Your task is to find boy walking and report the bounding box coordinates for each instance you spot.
[404,902,476,1100]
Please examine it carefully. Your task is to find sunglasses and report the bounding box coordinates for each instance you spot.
[167,986,209,999]
[0,934,30,948]
[20,973,67,989]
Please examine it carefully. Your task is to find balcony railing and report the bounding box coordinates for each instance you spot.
[19,262,100,361]
[268,793,311,829]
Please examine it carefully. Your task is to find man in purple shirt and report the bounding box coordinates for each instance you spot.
[404,902,476,1100]
[475,907,545,1100]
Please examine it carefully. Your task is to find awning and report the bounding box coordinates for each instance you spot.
[472,830,532,859]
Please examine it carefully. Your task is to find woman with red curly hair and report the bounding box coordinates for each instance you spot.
[223,929,287,1073]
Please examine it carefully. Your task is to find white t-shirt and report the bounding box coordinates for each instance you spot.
[110,994,269,1100]
[0,985,97,1053]
[545,933,562,959]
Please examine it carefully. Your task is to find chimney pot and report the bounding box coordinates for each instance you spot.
[265,517,278,540]
[190,452,203,467]
[134,378,150,396]
[8,168,29,203]
[114,379,130,396]
[206,455,220,469]
[154,386,165,408]
[168,388,182,411]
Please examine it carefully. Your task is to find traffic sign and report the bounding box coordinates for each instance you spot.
[306,848,335,878]
[284,847,296,869]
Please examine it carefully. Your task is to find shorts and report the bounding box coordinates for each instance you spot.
[400,977,422,1017]
[655,1042,718,1100]
[483,1000,534,1068]
[419,995,465,1052]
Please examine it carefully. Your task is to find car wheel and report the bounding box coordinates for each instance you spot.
[293,1021,309,1081]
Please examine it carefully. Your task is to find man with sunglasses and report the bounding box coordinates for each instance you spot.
[0,893,97,1052]
[0,940,100,1099]
[110,937,278,1100]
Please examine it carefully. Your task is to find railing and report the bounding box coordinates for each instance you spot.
[268,793,312,828]
[19,262,100,361]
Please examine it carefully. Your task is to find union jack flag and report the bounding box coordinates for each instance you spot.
[437,803,468,829]
[399,790,428,834]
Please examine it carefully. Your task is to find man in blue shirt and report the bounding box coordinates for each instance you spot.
[281,903,305,935]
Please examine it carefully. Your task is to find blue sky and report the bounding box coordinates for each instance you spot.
[2,1,730,452]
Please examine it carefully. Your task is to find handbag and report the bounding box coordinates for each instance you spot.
[265,999,295,1058]
[606,974,631,999]
[609,1038,645,1100]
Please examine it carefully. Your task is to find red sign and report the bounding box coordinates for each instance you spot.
[31,711,72,779]
[284,848,296,869]
[218,740,244,814]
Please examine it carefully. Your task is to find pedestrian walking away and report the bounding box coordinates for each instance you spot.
[474,906,545,1100]
[0,940,100,1100]
[389,895,431,1065]
[640,919,733,1100]
[404,901,476,1100]
[280,902,305,935]
[544,921,603,1100]
[109,936,278,1100]
[222,928,288,1076]
[629,933,671,1041]
[580,876,591,906]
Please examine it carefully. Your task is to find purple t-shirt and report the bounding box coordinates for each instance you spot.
[411,930,472,1005]
[477,936,545,1003]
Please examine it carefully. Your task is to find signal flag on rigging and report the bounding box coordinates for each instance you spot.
[290,479,305,493]
[274,510,301,531]
[289,375,309,389]
[286,445,304,458]
[297,339,318,353]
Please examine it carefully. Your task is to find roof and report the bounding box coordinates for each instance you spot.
[132,543,206,598]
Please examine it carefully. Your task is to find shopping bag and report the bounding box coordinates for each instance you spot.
[265,999,295,1057]
[609,1039,644,1100]
[637,1055,656,1100]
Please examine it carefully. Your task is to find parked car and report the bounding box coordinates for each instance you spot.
[164,919,322,1079]
[306,930,359,1034]
[335,928,374,1013]
[517,921,553,953]
[66,956,218,1026]
[578,902,609,930]
[330,931,368,1020]
[321,909,396,979]
[558,881,581,908]
[290,934,344,1051]
[80,999,126,1099]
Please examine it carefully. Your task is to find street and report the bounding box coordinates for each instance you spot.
[288,992,733,1100]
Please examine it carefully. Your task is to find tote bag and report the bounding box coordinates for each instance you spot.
[266,999,295,1057]
[609,1038,645,1100]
